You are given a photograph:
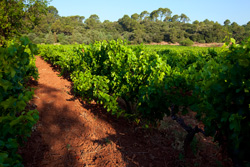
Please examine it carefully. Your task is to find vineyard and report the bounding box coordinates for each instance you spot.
[37,39,249,166]
[1,38,250,166]
[1,0,250,166]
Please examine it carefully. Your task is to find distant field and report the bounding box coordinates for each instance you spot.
[130,43,224,54]
[40,41,224,59]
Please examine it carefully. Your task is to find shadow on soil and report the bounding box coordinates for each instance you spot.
[78,97,232,167]
[20,82,180,167]
[36,57,182,167]
[79,101,181,167]
[20,83,87,167]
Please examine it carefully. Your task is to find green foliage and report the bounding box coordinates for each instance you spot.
[24,5,249,45]
[0,0,49,44]
[84,14,101,29]
[39,40,205,124]
[0,37,39,166]
[198,40,206,43]
[192,38,250,164]
[33,37,44,44]
[179,39,194,46]
[57,34,71,45]
[45,31,55,44]
[39,38,250,165]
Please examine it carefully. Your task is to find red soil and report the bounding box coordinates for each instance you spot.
[19,56,232,167]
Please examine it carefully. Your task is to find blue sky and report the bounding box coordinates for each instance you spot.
[49,0,250,25]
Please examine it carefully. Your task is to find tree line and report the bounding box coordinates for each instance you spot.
[3,3,250,45]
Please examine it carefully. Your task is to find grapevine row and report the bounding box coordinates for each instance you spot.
[0,37,39,166]
[39,39,250,166]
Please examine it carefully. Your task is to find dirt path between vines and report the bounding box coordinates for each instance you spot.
[20,56,231,167]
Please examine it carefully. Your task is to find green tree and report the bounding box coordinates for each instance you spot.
[45,31,55,44]
[48,5,59,17]
[224,19,231,26]
[157,8,172,21]
[244,21,250,39]
[85,14,101,29]
[102,20,122,33]
[0,0,49,44]
[212,22,226,42]
[231,22,245,42]
[143,21,164,42]
[118,15,141,32]
[57,33,71,44]
[71,29,84,44]
[131,29,147,44]
[84,30,107,44]
[51,15,85,35]
[140,10,149,21]
[51,19,62,34]
[193,20,199,25]
[131,13,139,21]
[171,15,179,22]
[180,13,190,23]
[150,10,159,21]
[26,32,37,43]
[164,28,178,43]
[33,36,44,44]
